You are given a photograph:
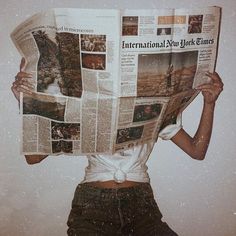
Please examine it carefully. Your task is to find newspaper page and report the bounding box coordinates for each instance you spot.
[12,8,121,155]
[113,6,221,151]
[11,7,221,155]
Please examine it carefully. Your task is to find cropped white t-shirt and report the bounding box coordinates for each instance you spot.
[82,114,182,184]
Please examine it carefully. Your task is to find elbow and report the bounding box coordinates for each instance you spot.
[25,159,41,165]
[25,155,45,165]
[189,140,209,161]
[190,151,207,161]
[192,154,206,161]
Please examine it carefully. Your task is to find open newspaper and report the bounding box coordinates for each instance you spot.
[11,7,221,155]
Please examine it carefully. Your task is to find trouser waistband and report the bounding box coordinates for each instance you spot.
[76,182,153,200]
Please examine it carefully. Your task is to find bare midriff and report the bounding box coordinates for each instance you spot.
[86,180,142,189]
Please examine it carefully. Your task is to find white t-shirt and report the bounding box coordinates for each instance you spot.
[82,114,182,183]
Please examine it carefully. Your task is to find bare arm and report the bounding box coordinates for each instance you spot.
[12,58,48,165]
[171,72,223,160]
[171,102,215,160]
[25,155,48,164]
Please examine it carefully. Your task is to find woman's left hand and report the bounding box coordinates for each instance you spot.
[196,72,224,104]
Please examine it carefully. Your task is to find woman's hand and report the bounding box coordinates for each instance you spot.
[11,58,35,102]
[196,72,224,104]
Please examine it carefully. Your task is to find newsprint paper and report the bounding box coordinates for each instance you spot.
[10,7,221,155]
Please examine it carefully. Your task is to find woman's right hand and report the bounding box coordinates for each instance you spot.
[12,58,49,164]
[11,58,35,102]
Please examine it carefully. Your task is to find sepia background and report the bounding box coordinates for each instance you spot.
[0,0,235,235]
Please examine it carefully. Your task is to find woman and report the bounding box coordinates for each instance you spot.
[12,58,223,235]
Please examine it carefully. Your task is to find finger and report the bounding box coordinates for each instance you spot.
[20,58,26,71]
[13,79,34,89]
[15,76,34,84]
[197,81,223,90]
[196,84,215,90]
[13,79,35,89]
[15,85,34,95]
[201,87,222,95]
[15,71,33,80]
[213,81,224,89]
[12,80,35,91]
[206,71,222,84]
[11,84,17,92]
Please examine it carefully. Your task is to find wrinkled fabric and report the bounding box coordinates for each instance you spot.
[158,113,182,140]
[82,114,182,184]
[67,183,179,236]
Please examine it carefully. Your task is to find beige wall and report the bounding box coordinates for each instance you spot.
[0,0,235,235]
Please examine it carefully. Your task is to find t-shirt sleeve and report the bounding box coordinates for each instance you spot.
[158,113,182,140]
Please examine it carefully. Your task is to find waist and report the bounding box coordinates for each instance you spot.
[76,182,154,200]
[85,180,142,189]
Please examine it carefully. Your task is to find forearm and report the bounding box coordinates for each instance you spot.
[25,155,48,165]
[191,101,215,159]
[171,102,215,160]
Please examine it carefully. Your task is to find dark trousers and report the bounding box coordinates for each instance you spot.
[67,183,178,236]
